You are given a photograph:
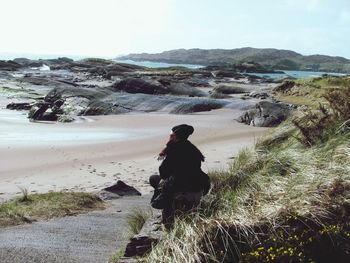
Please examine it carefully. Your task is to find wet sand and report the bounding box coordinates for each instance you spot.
[0,98,266,202]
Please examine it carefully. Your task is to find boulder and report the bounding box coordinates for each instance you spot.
[6,102,33,110]
[170,99,226,114]
[103,180,141,196]
[249,91,269,99]
[124,215,163,258]
[214,70,244,78]
[238,100,294,127]
[0,60,23,71]
[213,85,247,94]
[112,78,168,95]
[273,80,296,93]
[29,102,59,121]
[13,58,43,67]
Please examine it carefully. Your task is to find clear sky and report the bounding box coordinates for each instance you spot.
[0,0,349,58]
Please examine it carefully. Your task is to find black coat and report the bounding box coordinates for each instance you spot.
[159,140,209,193]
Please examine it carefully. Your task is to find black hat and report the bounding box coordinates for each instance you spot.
[172,124,194,140]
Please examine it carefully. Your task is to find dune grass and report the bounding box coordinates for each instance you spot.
[143,76,350,263]
[0,191,104,228]
[126,208,151,236]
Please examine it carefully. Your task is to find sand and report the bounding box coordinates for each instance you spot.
[0,97,267,202]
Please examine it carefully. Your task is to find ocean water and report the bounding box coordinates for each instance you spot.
[115,60,347,79]
[115,59,204,69]
[246,70,346,80]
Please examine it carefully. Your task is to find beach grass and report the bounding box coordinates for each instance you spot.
[108,248,125,263]
[0,191,105,228]
[126,208,151,236]
[143,76,350,263]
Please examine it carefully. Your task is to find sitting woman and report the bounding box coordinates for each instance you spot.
[150,124,210,226]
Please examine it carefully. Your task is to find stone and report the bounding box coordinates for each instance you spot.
[103,180,142,196]
[112,78,168,95]
[6,102,33,110]
[249,91,269,99]
[124,215,163,258]
[0,60,23,71]
[238,100,293,127]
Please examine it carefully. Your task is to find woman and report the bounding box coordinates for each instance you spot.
[150,124,210,215]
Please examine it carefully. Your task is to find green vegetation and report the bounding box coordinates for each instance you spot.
[143,76,350,262]
[121,48,350,73]
[0,86,42,99]
[274,76,350,106]
[108,248,125,263]
[126,208,151,236]
[0,191,104,228]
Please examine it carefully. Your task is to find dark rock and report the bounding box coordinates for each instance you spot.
[13,58,43,67]
[215,70,244,78]
[273,80,296,93]
[112,78,167,95]
[103,180,141,196]
[0,60,23,71]
[124,215,163,258]
[249,91,269,99]
[97,190,121,201]
[29,102,59,121]
[213,85,247,94]
[238,100,293,127]
[170,99,225,114]
[6,102,33,110]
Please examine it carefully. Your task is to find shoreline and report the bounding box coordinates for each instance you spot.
[0,106,267,202]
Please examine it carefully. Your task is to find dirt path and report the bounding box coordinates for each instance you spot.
[0,195,150,263]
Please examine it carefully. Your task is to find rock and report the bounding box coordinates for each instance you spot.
[103,180,141,196]
[238,100,293,127]
[112,78,168,95]
[0,60,23,71]
[249,91,269,99]
[213,85,247,94]
[97,190,122,201]
[29,103,59,121]
[13,58,43,67]
[6,102,33,110]
[273,80,296,93]
[167,82,206,97]
[214,70,244,78]
[124,215,163,258]
[170,99,226,114]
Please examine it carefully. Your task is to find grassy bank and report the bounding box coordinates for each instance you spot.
[144,76,350,263]
[0,191,104,228]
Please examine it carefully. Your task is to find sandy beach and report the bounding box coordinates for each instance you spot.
[0,96,266,202]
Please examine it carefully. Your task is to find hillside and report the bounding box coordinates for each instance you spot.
[144,76,350,263]
[119,48,350,73]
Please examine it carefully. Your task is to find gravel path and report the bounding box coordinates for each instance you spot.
[0,195,150,263]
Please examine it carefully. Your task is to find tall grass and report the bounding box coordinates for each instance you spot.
[144,76,350,263]
[0,192,104,228]
[126,208,151,236]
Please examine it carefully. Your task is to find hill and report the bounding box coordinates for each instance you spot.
[119,47,350,73]
[143,76,350,262]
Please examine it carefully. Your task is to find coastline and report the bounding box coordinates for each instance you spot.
[0,102,266,202]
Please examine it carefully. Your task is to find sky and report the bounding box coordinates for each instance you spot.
[0,0,349,59]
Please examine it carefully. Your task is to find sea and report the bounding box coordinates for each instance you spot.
[115,59,346,79]
[0,52,346,79]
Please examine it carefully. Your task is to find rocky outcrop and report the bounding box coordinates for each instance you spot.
[112,78,168,95]
[123,215,164,259]
[170,99,226,114]
[238,100,294,127]
[0,60,23,71]
[249,91,269,99]
[273,80,296,93]
[213,85,248,94]
[103,181,142,196]
[6,102,33,110]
